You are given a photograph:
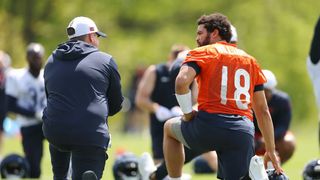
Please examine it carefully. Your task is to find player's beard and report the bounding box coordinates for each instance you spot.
[197,34,211,47]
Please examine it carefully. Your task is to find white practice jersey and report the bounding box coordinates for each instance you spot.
[5,68,46,127]
[307,56,320,110]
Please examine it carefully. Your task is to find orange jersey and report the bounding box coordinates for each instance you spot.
[183,42,266,120]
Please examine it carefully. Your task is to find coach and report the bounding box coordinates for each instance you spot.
[43,16,123,180]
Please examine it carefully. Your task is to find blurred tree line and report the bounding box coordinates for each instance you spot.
[0,0,319,125]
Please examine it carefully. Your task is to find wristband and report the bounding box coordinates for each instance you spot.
[175,91,193,114]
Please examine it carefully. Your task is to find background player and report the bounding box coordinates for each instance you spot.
[254,69,295,164]
[135,44,190,165]
[307,16,320,145]
[5,43,46,178]
[302,15,320,180]
[0,51,11,157]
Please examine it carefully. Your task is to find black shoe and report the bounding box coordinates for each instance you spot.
[82,170,98,180]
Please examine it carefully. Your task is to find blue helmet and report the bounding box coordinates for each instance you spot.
[192,156,215,174]
[112,152,141,180]
[266,169,289,180]
[303,159,320,180]
[0,154,30,178]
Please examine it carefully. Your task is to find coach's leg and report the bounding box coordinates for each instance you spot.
[71,145,107,180]
[163,118,186,178]
[49,144,71,180]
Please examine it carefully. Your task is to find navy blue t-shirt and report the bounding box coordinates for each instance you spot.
[254,89,292,140]
[151,63,177,112]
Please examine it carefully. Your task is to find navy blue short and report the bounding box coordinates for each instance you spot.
[171,111,255,179]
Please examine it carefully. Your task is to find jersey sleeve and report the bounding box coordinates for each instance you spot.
[5,70,19,98]
[183,46,216,69]
[253,61,267,86]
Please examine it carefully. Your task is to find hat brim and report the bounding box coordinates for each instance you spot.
[96,31,107,38]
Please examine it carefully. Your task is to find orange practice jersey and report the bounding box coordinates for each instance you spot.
[183,42,266,120]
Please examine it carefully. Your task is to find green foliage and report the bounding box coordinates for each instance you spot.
[0,0,319,122]
[1,1,319,179]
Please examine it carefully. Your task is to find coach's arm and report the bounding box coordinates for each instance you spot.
[106,58,123,116]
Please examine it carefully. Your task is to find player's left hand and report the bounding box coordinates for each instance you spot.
[183,110,197,121]
[263,150,283,175]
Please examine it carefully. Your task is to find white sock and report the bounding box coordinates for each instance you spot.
[169,177,181,180]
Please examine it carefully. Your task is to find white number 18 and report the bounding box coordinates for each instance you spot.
[220,66,250,110]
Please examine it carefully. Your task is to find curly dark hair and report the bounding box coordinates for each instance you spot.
[197,13,232,42]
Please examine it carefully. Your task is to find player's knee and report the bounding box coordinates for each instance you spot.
[163,120,172,136]
[284,140,295,159]
[164,117,180,136]
[277,138,296,163]
[282,134,296,153]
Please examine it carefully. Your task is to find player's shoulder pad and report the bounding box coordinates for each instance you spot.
[7,68,26,78]
[190,45,210,54]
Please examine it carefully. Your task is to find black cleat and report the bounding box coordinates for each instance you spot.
[82,170,98,180]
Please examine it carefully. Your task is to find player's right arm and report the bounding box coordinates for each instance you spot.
[191,80,198,104]
[136,65,174,121]
[135,65,158,113]
[252,90,283,174]
[5,71,35,117]
[175,64,197,121]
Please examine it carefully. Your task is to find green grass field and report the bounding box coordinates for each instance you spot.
[2,120,318,180]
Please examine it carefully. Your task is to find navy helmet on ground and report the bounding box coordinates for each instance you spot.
[192,156,215,174]
[113,152,141,180]
[82,170,98,180]
[0,153,30,178]
[303,159,320,180]
[266,169,289,180]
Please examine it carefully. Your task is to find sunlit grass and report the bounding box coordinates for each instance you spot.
[1,120,318,179]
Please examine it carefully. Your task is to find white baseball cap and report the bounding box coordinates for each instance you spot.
[262,69,277,89]
[67,16,106,39]
[230,25,238,43]
[176,50,189,61]
[27,43,45,56]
